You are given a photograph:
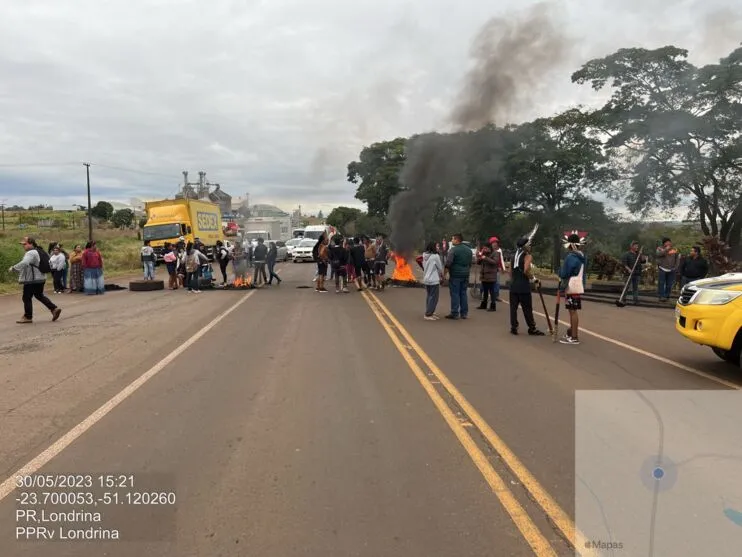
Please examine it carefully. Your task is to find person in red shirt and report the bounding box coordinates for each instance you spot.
[82,241,105,295]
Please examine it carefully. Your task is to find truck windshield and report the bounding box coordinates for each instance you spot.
[143,223,181,241]
[292,230,305,238]
[303,230,324,239]
[244,232,268,241]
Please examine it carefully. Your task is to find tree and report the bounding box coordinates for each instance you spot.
[112,209,135,228]
[91,201,114,221]
[572,45,742,252]
[326,206,362,232]
[347,137,406,217]
[506,109,616,271]
[317,209,324,219]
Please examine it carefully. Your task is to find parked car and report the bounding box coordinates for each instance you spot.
[285,238,303,257]
[293,238,317,262]
[269,241,289,262]
[675,273,742,366]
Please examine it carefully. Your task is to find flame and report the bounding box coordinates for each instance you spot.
[232,276,252,288]
[392,254,416,282]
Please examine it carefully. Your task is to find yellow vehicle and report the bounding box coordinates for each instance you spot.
[143,198,224,260]
[675,273,742,366]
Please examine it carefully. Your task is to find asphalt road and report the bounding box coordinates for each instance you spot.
[0,261,739,556]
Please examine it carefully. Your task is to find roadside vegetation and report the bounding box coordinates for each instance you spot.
[0,206,141,294]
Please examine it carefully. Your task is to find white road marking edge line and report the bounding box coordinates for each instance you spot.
[503,300,740,390]
[0,290,256,501]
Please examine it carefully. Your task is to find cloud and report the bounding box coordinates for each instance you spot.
[0,0,739,216]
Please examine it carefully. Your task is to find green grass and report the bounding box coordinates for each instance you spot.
[0,210,143,292]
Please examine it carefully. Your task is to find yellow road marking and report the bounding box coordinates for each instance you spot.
[366,292,598,556]
[362,291,558,556]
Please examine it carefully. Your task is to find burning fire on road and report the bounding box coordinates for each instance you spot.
[225,275,254,289]
[391,253,418,285]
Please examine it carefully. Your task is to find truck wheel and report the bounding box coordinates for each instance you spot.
[129,279,165,292]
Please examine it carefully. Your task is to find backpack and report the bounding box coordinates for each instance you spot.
[34,248,52,274]
[185,252,199,273]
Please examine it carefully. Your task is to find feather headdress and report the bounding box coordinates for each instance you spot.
[516,223,539,249]
[563,229,588,249]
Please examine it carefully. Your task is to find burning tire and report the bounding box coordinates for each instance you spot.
[129,279,165,292]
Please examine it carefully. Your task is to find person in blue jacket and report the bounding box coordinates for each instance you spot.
[559,233,587,345]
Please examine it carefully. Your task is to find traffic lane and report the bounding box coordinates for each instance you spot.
[0,277,532,556]
[370,287,733,519]
[0,261,296,479]
[531,290,741,382]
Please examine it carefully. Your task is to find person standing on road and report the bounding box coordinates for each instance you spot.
[82,241,105,295]
[656,237,679,302]
[49,246,67,294]
[252,238,269,287]
[489,237,506,302]
[141,240,156,280]
[69,244,84,293]
[10,236,62,324]
[477,242,499,312]
[266,241,282,286]
[344,238,356,284]
[163,243,179,290]
[559,233,587,345]
[620,241,646,306]
[58,244,69,291]
[330,236,349,293]
[184,242,208,293]
[363,236,377,289]
[316,235,330,293]
[349,237,366,291]
[423,242,444,320]
[215,240,231,285]
[444,234,473,320]
[679,246,709,287]
[508,236,544,336]
[374,235,389,291]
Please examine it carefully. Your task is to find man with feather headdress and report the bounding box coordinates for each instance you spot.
[509,225,545,336]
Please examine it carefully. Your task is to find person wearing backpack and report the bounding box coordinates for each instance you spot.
[9,236,61,324]
[184,242,208,293]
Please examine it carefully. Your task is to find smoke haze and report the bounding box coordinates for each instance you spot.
[388,2,570,252]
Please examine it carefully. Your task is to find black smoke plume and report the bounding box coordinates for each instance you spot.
[388,2,569,253]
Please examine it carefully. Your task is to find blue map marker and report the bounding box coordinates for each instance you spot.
[723,508,742,527]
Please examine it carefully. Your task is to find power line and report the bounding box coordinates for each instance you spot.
[0,162,80,168]
[0,160,178,179]
[87,163,179,179]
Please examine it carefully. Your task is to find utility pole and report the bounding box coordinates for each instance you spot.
[84,163,93,242]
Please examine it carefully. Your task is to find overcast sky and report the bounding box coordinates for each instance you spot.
[0,0,739,216]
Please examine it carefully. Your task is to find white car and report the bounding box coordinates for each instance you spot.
[293,238,317,262]
[285,238,303,257]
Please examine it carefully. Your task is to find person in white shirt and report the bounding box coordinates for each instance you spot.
[140,240,156,280]
[49,246,67,293]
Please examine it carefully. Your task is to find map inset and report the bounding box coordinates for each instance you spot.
[575,390,742,556]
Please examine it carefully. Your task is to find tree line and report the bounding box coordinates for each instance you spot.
[329,44,742,272]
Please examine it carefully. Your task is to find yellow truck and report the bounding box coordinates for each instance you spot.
[675,273,742,366]
[143,198,224,260]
